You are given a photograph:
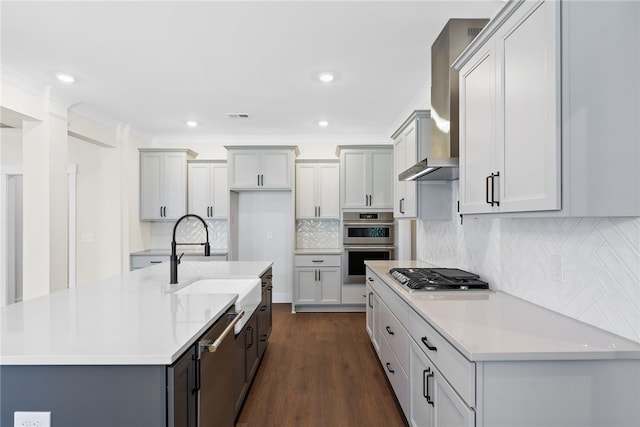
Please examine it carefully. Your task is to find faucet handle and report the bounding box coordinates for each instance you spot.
[178,253,184,264]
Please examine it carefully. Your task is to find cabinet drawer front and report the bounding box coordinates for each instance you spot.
[380,284,408,328]
[130,255,168,269]
[379,300,409,375]
[294,254,341,267]
[408,308,476,407]
[379,332,410,418]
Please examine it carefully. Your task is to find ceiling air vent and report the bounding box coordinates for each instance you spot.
[226,113,250,119]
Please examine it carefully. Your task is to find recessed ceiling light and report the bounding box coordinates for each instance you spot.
[55,73,75,83]
[318,120,329,127]
[318,73,334,83]
[186,121,198,128]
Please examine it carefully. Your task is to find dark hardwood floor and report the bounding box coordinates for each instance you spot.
[236,304,408,427]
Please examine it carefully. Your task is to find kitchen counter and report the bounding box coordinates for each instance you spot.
[366,260,640,361]
[294,248,342,255]
[0,261,272,366]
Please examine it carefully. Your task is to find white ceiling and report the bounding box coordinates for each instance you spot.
[1,1,503,140]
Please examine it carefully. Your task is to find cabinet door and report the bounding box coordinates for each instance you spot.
[163,153,188,219]
[342,151,368,208]
[317,164,339,219]
[188,163,212,218]
[140,152,163,220]
[434,368,474,427]
[459,43,498,214]
[229,151,261,189]
[318,268,341,304]
[370,150,394,209]
[496,0,560,212]
[295,164,317,218]
[365,283,375,340]
[394,137,407,217]
[167,346,197,427]
[211,164,228,218]
[402,126,418,217]
[295,268,318,304]
[261,151,291,188]
[410,343,435,427]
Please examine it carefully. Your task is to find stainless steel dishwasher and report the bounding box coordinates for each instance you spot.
[198,308,244,427]
[169,307,244,427]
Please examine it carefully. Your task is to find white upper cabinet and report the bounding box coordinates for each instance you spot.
[393,111,428,218]
[139,149,195,221]
[458,0,560,215]
[188,161,228,219]
[295,162,339,219]
[226,146,297,190]
[455,0,640,217]
[339,146,393,210]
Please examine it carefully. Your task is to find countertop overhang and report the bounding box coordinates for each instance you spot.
[0,261,272,366]
[365,260,640,361]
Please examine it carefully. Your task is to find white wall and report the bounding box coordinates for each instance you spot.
[0,128,23,164]
[417,180,640,343]
[68,136,122,285]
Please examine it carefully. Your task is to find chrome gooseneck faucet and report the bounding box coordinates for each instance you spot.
[170,214,211,284]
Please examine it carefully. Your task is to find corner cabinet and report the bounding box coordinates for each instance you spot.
[295,161,339,219]
[392,111,451,220]
[455,0,640,217]
[188,160,228,219]
[338,146,393,210]
[226,146,298,191]
[393,111,429,218]
[139,149,196,221]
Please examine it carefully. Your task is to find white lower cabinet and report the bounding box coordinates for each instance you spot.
[294,254,341,308]
[410,339,474,427]
[365,281,380,355]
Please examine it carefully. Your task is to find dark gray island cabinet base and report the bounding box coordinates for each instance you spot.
[1,364,168,426]
[0,263,274,427]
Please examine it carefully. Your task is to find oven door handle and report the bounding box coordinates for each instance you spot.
[343,246,396,251]
[343,222,395,227]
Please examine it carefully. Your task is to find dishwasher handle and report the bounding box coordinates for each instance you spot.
[199,310,245,354]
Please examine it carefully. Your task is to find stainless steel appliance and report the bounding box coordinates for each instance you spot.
[389,267,489,292]
[343,212,395,284]
[168,308,243,427]
[399,18,488,181]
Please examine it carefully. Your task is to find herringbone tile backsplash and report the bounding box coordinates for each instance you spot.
[417,181,640,343]
[296,220,340,249]
[151,219,228,250]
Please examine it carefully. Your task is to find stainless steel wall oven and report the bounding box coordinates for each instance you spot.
[342,212,395,284]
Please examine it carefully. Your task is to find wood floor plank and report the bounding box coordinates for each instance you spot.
[236,304,408,427]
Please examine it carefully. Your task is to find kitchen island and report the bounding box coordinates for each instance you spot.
[366,260,640,427]
[0,260,272,427]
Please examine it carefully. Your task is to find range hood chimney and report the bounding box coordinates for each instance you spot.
[400,18,488,181]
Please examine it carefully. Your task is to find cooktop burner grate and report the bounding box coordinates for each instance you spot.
[390,268,489,291]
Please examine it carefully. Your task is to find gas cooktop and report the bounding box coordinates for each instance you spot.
[389,268,489,291]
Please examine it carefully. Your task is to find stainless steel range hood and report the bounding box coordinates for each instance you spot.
[400,18,488,181]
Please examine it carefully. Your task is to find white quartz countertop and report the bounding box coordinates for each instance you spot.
[0,261,272,366]
[366,260,640,361]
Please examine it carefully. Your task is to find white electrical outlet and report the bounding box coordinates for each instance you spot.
[266,231,273,240]
[81,233,94,243]
[14,411,51,427]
